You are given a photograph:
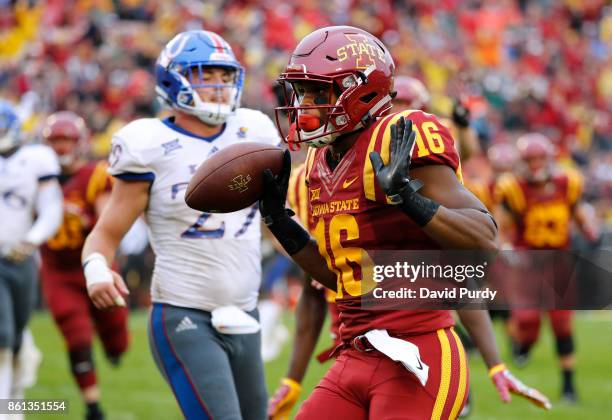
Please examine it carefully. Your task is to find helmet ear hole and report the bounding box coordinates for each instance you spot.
[360,92,377,104]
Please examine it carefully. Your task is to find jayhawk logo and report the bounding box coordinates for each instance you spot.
[237,127,248,139]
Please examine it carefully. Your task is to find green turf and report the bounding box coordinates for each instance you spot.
[25,310,612,419]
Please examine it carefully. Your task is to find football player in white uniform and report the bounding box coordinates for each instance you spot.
[0,99,63,404]
[83,31,280,419]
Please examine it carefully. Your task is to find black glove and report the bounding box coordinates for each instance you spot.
[369,117,424,203]
[259,149,293,225]
[259,149,310,255]
[452,100,470,128]
[369,117,439,227]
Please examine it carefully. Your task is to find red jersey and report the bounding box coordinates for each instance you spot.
[494,169,583,249]
[41,161,112,269]
[303,110,461,340]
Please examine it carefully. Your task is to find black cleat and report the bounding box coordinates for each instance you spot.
[85,402,105,420]
[560,389,578,404]
[511,340,531,368]
[106,354,122,368]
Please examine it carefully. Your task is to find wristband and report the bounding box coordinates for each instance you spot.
[488,363,507,377]
[267,216,311,255]
[281,377,302,392]
[83,253,113,289]
[398,190,440,227]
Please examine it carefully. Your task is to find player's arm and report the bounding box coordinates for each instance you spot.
[93,191,111,218]
[572,201,600,243]
[82,179,150,309]
[457,309,550,409]
[8,178,64,262]
[456,309,500,369]
[268,280,327,419]
[451,100,480,161]
[259,151,338,291]
[286,282,327,381]
[415,165,497,249]
[370,117,497,250]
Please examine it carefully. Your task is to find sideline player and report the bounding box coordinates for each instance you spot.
[494,133,599,402]
[82,30,280,419]
[39,111,129,420]
[261,26,550,419]
[391,75,480,161]
[0,100,63,401]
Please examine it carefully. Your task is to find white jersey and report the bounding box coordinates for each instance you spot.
[108,108,281,312]
[0,144,59,247]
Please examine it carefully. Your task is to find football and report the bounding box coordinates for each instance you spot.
[185,142,285,213]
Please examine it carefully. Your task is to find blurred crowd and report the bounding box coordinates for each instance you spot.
[1,0,610,216]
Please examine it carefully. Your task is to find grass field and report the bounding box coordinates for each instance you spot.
[25,310,612,419]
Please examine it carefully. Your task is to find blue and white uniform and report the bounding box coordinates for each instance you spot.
[0,100,62,401]
[0,144,60,351]
[105,29,283,419]
[109,112,279,419]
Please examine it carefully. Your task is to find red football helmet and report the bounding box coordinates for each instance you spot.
[516,133,555,183]
[487,143,517,174]
[393,76,430,110]
[275,26,395,148]
[42,111,88,166]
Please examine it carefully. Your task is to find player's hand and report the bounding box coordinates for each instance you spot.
[88,271,129,310]
[260,149,292,224]
[369,117,423,204]
[268,377,302,420]
[5,241,37,263]
[452,100,470,128]
[489,363,551,410]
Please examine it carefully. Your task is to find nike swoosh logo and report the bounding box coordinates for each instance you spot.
[416,358,423,370]
[343,177,358,189]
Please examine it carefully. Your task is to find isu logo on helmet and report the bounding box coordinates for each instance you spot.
[336,34,388,69]
[276,26,395,149]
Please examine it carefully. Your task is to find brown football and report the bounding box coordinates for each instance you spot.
[185,142,285,213]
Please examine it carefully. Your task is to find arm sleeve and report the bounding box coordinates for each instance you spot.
[35,145,60,180]
[107,131,155,182]
[24,179,63,246]
[566,169,584,206]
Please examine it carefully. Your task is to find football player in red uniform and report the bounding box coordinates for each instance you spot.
[40,112,129,420]
[494,133,599,403]
[262,26,550,419]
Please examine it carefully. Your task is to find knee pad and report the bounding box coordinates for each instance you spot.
[69,347,96,389]
[555,335,575,357]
